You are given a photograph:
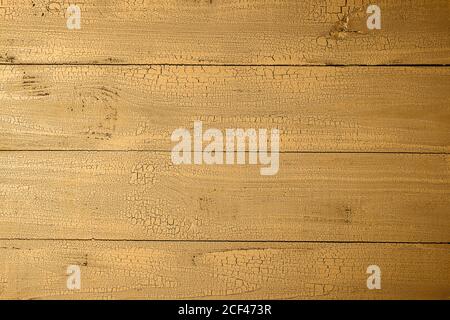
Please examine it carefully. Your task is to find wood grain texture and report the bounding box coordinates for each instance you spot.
[0,0,449,65]
[1,65,449,152]
[0,241,448,299]
[1,152,449,241]
[1,0,449,301]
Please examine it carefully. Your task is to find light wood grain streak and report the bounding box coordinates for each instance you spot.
[0,241,448,299]
[1,66,449,152]
[0,152,448,241]
[0,0,449,65]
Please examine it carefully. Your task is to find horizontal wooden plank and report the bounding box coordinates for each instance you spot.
[1,66,449,152]
[0,152,448,241]
[0,241,448,299]
[0,0,449,65]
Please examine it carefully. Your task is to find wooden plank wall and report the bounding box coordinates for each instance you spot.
[0,0,449,299]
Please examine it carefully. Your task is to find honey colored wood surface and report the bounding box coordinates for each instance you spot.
[1,0,449,301]
[0,241,448,299]
[1,65,449,152]
[1,152,449,242]
[0,0,449,65]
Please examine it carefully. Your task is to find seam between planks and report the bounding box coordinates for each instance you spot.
[1,64,450,67]
[1,151,449,154]
[0,238,448,245]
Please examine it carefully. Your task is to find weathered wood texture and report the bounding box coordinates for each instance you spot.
[1,65,449,152]
[1,0,449,300]
[0,0,449,65]
[0,241,448,299]
[1,152,448,241]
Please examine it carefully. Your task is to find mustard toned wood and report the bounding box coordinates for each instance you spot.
[1,66,449,152]
[0,241,448,299]
[0,0,449,65]
[1,152,448,242]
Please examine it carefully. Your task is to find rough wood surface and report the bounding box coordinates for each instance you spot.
[0,0,449,65]
[1,0,449,301]
[1,65,449,152]
[0,241,448,299]
[1,152,449,242]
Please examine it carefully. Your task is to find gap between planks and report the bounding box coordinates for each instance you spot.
[1,150,449,154]
[0,238,448,245]
[1,64,450,67]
